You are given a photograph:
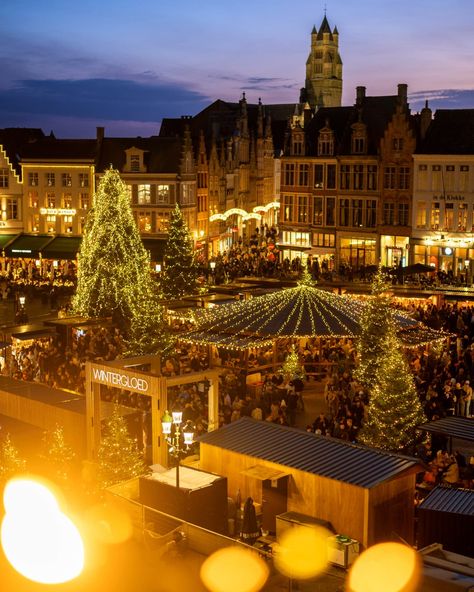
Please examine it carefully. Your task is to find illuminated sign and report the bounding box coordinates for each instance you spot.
[91,368,149,393]
[39,208,77,216]
[433,194,465,202]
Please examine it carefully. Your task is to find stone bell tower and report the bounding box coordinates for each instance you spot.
[303,15,343,109]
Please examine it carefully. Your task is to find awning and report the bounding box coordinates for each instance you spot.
[142,238,166,262]
[240,465,290,481]
[41,236,82,260]
[5,234,54,258]
[0,234,20,252]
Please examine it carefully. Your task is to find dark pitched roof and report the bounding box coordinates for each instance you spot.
[316,16,333,40]
[198,417,420,489]
[0,128,45,175]
[19,138,97,161]
[419,485,474,516]
[160,99,294,155]
[305,106,354,155]
[417,109,474,154]
[417,416,474,442]
[96,136,182,174]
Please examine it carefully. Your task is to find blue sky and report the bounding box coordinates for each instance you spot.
[1,0,473,137]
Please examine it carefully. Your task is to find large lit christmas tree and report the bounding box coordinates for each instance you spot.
[280,344,306,381]
[160,204,200,299]
[0,434,26,484]
[72,167,169,354]
[97,406,148,488]
[354,267,394,391]
[356,268,425,452]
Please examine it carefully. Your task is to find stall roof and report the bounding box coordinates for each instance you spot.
[9,324,56,340]
[417,417,474,443]
[41,236,82,259]
[179,331,274,350]
[5,234,54,257]
[419,485,474,516]
[198,417,421,489]
[0,234,20,251]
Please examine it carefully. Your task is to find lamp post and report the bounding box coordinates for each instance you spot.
[161,410,194,488]
[209,260,216,285]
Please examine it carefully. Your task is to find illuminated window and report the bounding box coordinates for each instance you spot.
[430,202,440,230]
[29,191,39,208]
[137,184,151,204]
[458,203,467,231]
[156,212,170,232]
[0,168,8,188]
[64,216,73,233]
[80,193,89,209]
[46,193,56,208]
[32,215,40,232]
[45,172,55,187]
[137,212,152,233]
[62,193,72,208]
[130,154,140,172]
[416,202,426,228]
[6,199,18,220]
[181,184,193,205]
[61,173,72,187]
[282,195,294,222]
[79,173,89,187]
[46,215,56,233]
[297,195,309,223]
[444,203,454,231]
[28,172,39,186]
[157,185,170,203]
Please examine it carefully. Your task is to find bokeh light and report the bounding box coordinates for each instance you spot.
[1,477,84,584]
[348,542,421,592]
[274,525,331,580]
[200,546,269,592]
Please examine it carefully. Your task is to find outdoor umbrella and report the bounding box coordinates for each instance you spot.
[402,263,436,275]
[239,497,260,545]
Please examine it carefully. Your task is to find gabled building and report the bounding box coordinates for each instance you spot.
[280,84,418,271]
[412,108,474,280]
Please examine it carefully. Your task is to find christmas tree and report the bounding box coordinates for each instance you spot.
[40,424,76,484]
[72,167,169,354]
[160,204,200,299]
[0,434,26,484]
[280,344,306,381]
[354,267,394,391]
[97,405,148,488]
[356,268,425,452]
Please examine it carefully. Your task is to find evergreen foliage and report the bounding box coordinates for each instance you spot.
[97,406,148,488]
[160,204,200,299]
[72,167,169,355]
[0,434,26,484]
[280,344,306,381]
[40,424,75,484]
[356,268,425,452]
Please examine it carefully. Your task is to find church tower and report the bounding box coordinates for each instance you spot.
[303,15,342,109]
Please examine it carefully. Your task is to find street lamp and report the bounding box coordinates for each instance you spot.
[155,263,162,273]
[161,410,194,488]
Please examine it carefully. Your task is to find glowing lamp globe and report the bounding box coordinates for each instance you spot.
[1,478,85,585]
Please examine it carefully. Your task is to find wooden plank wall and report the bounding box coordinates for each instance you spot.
[0,388,86,454]
[200,443,367,546]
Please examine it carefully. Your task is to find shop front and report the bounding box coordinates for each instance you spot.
[411,237,474,280]
[380,235,409,268]
[338,235,377,272]
[279,229,311,262]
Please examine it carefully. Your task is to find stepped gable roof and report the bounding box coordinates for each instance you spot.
[96,136,182,174]
[0,128,45,175]
[20,137,97,161]
[417,109,474,154]
[160,99,294,155]
[198,417,421,489]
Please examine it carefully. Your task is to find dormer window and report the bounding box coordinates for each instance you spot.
[125,147,147,173]
[351,122,367,155]
[318,129,334,156]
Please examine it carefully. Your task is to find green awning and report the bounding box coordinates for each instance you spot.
[142,238,166,262]
[0,234,20,251]
[5,234,54,258]
[41,236,82,259]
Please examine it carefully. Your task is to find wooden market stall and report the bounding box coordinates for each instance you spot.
[198,417,422,549]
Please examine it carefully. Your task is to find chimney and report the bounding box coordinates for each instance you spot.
[96,126,104,141]
[356,86,366,107]
[420,100,432,140]
[397,83,408,105]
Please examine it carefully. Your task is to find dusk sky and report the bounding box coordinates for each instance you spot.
[1,0,473,137]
